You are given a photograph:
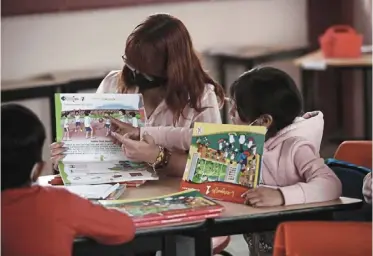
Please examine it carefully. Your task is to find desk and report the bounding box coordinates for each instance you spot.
[204,45,309,122]
[1,69,111,141]
[294,50,372,140]
[38,175,362,256]
[144,178,361,256]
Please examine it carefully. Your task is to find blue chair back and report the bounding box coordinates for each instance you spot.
[326,159,371,221]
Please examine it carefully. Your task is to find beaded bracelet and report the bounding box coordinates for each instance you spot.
[148,146,171,176]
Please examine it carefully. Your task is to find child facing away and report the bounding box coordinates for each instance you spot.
[229,67,342,255]
[105,112,111,136]
[74,110,83,132]
[62,112,71,140]
[130,112,139,127]
[1,104,135,256]
[84,110,94,139]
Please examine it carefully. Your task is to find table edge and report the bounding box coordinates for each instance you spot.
[215,199,363,223]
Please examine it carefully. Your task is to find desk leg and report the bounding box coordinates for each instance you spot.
[162,236,177,256]
[217,57,228,123]
[194,233,212,256]
[50,92,57,142]
[335,69,344,130]
[301,69,315,112]
[363,68,372,140]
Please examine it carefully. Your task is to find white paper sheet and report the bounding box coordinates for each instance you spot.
[63,183,120,199]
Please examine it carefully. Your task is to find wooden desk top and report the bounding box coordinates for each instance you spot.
[1,68,114,91]
[294,50,372,68]
[204,45,307,59]
[38,175,362,220]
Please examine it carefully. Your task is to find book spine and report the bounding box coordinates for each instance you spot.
[135,213,221,228]
[133,206,224,224]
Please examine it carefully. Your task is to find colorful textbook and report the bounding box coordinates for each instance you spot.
[180,122,266,203]
[99,190,224,227]
[55,93,158,185]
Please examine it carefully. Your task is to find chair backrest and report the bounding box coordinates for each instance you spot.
[334,141,372,169]
[329,164,368,200]
[327,161,371,221]
[273,221,372,256]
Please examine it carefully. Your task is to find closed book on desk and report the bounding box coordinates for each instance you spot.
[98,190,224,227]
[180,122,266,204]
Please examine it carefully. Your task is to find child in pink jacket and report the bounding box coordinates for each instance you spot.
[229,67,342,255]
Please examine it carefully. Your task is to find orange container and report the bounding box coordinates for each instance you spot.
[319,25,363,58]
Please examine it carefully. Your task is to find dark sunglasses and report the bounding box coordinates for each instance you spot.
[121,55,154,81]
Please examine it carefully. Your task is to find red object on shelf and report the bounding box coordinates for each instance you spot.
[319,25,363,58]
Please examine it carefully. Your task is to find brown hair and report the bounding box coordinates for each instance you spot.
[118,14,225,123]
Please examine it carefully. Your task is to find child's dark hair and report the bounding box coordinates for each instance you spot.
[84,110,91,116]
[129,112,136,117]
[230,67,303,138]
[119,109,126,114]
[1,104,46,190]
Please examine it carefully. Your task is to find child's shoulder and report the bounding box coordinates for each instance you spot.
[33,186,83,205]
[2,186,77,206]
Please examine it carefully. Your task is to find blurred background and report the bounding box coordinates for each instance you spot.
[1,0,372,177]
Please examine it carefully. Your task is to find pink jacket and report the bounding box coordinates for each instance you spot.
[97,70,221,150]
[263,111,342,205]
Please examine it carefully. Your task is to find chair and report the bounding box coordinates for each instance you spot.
[273,221,372,256]
[212,236,233,256]
[329,140,372,221]
[334,141,372,169]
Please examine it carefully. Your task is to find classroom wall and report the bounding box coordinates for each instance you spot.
[1,0,307,173]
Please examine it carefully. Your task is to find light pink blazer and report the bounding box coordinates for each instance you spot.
[96,70,222,150]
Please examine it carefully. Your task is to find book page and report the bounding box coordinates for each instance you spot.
[55,93,145,163]
[62,184,116,199]
[59,162,157,185]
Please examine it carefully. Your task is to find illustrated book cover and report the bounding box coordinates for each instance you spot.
[55,93,158,185]
[180,122,266,203]
[98,190,224,227]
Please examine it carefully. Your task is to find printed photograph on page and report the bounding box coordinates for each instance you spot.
[55,93,145,163]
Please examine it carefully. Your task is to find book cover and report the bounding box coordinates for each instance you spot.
[99,190,224,227]
[180,122,266,204]
[54,93,158,185]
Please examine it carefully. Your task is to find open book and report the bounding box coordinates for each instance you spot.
[180,122,266,203]
[55,93,158,185]
[99,190,224,227]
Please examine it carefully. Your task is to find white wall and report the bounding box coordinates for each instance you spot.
[1,0,307,173]
[2,0,307,80]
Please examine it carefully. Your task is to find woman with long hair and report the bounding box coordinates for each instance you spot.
[51,14,224,176]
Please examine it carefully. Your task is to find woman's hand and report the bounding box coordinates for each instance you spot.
[108,117,140,144]
[241,187,285,207]
[111,132,159,164]
[50,142,66,170]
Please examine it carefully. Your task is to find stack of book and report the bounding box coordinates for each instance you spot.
[99,190,224,227]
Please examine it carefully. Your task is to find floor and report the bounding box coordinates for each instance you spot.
[225,235,249,255]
